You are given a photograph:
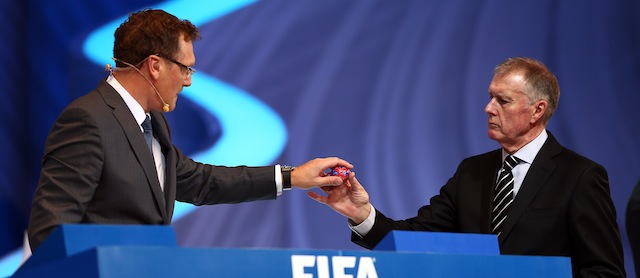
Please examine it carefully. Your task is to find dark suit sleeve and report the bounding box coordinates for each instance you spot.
[148,110,276,206]
[627,179,640,275]
[28,106,103,251]
[172,146,276,205]
[352,167,462,249]
[569,164,625,277]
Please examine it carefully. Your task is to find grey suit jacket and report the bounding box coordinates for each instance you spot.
[353,133,625,277]
[28,80,276,251]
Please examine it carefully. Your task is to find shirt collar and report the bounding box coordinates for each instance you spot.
[106,75,148,128]
[502,129,548,164]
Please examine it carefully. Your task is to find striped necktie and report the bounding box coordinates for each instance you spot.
[491,155,520,235]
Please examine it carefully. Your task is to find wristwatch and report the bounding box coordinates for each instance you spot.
[281,165,296,190]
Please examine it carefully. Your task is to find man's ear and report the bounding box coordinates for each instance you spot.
[146,55,162,80]
[531,100,547,124]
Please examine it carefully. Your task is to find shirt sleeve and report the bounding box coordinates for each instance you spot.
[275,164,283,196]
[349,203,376,237]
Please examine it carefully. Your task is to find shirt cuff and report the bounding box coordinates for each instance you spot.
[275,164,283,196]
[348,203,376,238]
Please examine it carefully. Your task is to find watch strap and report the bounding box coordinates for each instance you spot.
[281,165,295,190]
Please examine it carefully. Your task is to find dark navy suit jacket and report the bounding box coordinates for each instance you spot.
[354,133,625,277]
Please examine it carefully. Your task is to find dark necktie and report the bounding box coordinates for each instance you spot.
[142,115,153,153]
[491,155,520,235]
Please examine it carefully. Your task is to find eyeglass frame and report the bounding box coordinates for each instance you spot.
[157,55,196,77]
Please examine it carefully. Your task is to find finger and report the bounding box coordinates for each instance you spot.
[335,158,354,169]
[323,157,354,170]
[318,175,345,186]
[348,172,363,190]
[307,191,327,204]
[320,186,333,194]
[344,172,355,188]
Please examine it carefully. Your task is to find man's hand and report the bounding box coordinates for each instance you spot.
[290,157,353,190]
[307,172,371,225]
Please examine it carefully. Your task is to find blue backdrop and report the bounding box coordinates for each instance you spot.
[1,0,639,276]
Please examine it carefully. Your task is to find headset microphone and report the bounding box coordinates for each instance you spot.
[108,57,171,112]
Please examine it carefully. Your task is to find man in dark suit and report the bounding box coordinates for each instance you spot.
[28,9,352,252]
[309,57,625,277]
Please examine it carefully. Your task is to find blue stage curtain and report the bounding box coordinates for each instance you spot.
[1,0,638,276]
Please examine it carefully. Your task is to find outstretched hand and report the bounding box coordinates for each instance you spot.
[307,172,371,224]
[291,157,353,190]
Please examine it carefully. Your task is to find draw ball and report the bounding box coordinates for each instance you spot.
[330,166,350,181]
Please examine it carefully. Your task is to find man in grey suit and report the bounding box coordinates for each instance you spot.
[28,9,352,252]
[309,57,625,277]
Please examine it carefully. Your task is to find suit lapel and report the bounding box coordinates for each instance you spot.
[498,134,562,244]
[150,111,176,223]
[98,81,169,221]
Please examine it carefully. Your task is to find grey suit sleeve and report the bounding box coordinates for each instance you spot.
[172,146,276,205]
[28,107,103,251]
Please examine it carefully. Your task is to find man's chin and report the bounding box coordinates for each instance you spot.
[487,130,500,141]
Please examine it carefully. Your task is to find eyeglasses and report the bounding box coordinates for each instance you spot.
[158,56,196,77]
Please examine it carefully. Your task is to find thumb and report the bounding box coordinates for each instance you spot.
[346,172,361,189]
[321,175,345,186]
